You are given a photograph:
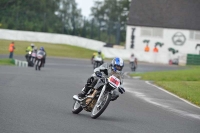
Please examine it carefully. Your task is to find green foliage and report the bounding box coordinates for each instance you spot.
[0,59,15,65]
[0,0,81,33]
[131,67,200,81]
[155,42,164,47]
[168,48,179,54]
[143,40,150,43]
[0,0,130,45]
[90,0,130,44]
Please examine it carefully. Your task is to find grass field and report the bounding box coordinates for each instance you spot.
[0,39,96,59]
[0,58,15,65]
[130,67,200,106]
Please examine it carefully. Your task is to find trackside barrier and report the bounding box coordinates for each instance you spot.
[187,54,200,65]
[0,29,105,51]
[0,29,188,64]
[14,59,28,67]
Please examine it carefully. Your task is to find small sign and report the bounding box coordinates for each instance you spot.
[172,32,186,46]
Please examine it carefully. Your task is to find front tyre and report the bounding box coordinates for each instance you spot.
[38,60,41,71]
[35,60,38,70]
[72,101,83,114]
[91,92,111,119]
[93,62,96,69]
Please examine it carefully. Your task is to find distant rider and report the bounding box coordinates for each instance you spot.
[78,57,125,101]
[33,46,38,53]
[25,43,35,61]
[31,46,38,63]
[91,53,97,64]
[91,50,105,64]
[37,47,46,67]
[129,54,137,69]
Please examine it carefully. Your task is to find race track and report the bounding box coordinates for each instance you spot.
[0,57,200,133]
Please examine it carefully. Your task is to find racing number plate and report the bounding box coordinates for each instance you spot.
[32,53,36,57]
[108,75,120,87]
[37,55,43,59]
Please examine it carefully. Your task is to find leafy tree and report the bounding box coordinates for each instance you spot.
[90,0,131,44]
[0,0,131,45]
[0,0,82,34]
[56,0,82,35]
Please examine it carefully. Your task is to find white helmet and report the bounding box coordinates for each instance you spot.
[111,57,124,73]
[31,43,35,47]
[34,46,37,50]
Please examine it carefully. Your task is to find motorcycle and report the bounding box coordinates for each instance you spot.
[25,51,31,61]
[93,55,103,69]
[72,75,120,119]
[35,51,45,71]
[28,51,37,67]
[130,62,136,71]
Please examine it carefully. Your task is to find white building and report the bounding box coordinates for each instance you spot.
[125,0,200,64]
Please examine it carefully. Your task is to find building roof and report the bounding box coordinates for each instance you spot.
[127,0,200,30]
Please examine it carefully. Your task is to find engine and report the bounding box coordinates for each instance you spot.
[84,97,97,112]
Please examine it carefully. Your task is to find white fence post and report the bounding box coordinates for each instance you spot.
[14,59,28,67]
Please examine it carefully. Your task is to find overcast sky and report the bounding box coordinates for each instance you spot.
[75,0,98,18]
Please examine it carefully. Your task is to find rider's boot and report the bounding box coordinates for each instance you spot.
[78,85,91,98]
[78,77,95,98]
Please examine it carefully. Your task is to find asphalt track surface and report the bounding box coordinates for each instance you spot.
[0,56,200,133]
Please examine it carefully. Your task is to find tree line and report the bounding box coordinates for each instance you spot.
[0,0,130,45]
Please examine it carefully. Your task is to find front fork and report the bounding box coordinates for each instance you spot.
[96,85,107,108]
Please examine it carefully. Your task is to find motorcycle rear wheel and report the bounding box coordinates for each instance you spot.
[72,100,83,114]
[91,92,111,119]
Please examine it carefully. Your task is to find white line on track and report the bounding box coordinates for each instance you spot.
[124,72,200,110]
[125,87,200,120]
[124,72,200,120]
[146,81,200,110]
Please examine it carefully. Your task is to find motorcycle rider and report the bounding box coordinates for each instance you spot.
[25,43,35,61]
[129,53,137,70]
[32,46,38,61]
[78,57,125,101]
[91,50,105,64]
[37,47,46,67]
[33,46,38,53]
[91,53,96,64]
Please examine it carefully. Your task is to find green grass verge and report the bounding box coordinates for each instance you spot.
[0,58,15,65]
[130,67,200,106]
[0,39,96,59]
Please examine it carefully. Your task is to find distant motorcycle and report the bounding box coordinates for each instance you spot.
[72,75,121,119]
[93,55,103,69]
[25,51,31,61]
[27,51,37,67]
[35,51,45,71]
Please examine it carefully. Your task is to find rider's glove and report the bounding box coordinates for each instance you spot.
[118,87,125,94]
[95,71,102,78]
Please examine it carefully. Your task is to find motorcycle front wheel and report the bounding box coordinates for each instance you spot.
[38,60,41,70]
[91,92,111,119]
[35,60,38,70]
[72,101,83,114]
[93,62,96,69]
